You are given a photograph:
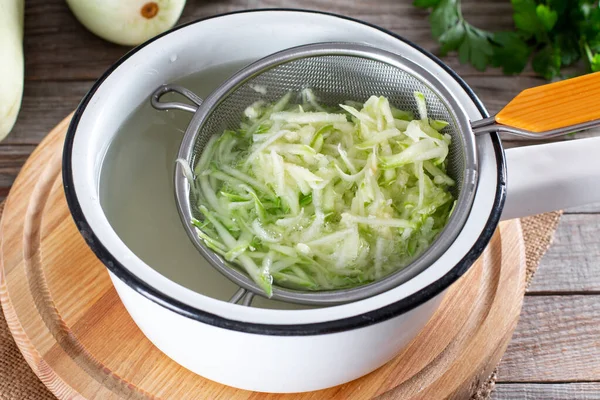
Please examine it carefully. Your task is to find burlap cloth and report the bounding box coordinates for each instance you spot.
[0,206,563,400]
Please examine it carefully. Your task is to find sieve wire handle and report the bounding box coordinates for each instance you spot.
[471,71,600,138]
[228,287,255,306]
[151,84,203,114]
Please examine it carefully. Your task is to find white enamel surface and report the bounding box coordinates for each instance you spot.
[110,272,444,392]
[70,10,499,325]
[502,136,600,220]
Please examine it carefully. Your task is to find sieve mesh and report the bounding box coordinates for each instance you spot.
[191,55,465,214]
[175,43,478,305]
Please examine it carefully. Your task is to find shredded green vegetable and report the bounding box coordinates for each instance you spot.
[184,90,456,297]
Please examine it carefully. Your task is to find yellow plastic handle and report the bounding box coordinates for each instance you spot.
[495,71,600,133]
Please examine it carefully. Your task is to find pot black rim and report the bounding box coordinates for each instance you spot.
[62,8,507,336]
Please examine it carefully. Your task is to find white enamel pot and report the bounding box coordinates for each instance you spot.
[63,9,600,393]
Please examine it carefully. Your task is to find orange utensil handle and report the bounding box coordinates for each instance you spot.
[496,71,600,133]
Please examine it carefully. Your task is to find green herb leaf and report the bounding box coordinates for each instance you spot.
[428,0,495,70]
[590,53,600,72]
[417,0,600,80]
[536,4,558,31]
[413,0,442,7]
[491,31,531,74]
[532,44,562,79]
[548,0,569,16]
[584,41,600,72]
[555,33,580,66]
[429,0,461,40]
[460,27,494,71]
[437,19,466,55]
[512,0,545,39]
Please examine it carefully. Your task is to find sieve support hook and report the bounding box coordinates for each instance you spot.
[151,84,203,114]
[228,287,255,306]
[471,116,600,139]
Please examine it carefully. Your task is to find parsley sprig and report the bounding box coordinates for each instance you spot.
[414,0,600,79]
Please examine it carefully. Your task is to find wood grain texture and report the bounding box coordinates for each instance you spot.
[528,214,600,294]
[464,75,600,143]
[20,0,514,82]
[0,117,526,399]
[5,81,91,145]
[2,0,600,396]
[493,383,600,400]
[564,202,600,214]
[497,295,600,382]
[496,72,600,132]
[0,145,35,198]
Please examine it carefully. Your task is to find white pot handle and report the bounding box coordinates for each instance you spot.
[501,136,600,220]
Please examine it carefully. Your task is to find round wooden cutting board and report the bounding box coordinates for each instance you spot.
[0,116,526,400]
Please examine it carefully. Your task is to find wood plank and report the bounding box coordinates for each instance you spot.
[15,0,597,150]
[497,295,600,382]
[565,202,600,214]
[493,383,600,400]
[527,214,600,294]
[4,81,91,145]
[0,145,37,200]
[21,0,518,82]
[465,75,549,115]
[24,0,125,81]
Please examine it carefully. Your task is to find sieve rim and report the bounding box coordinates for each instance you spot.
[175,42,479,305]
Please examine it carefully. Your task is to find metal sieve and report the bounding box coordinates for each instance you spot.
[151,42,587,306]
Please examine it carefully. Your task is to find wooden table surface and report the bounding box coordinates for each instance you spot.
[4,1,600,399]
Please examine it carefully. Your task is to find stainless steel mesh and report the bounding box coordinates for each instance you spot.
[176,43,478,305]
[192,55,465,203]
